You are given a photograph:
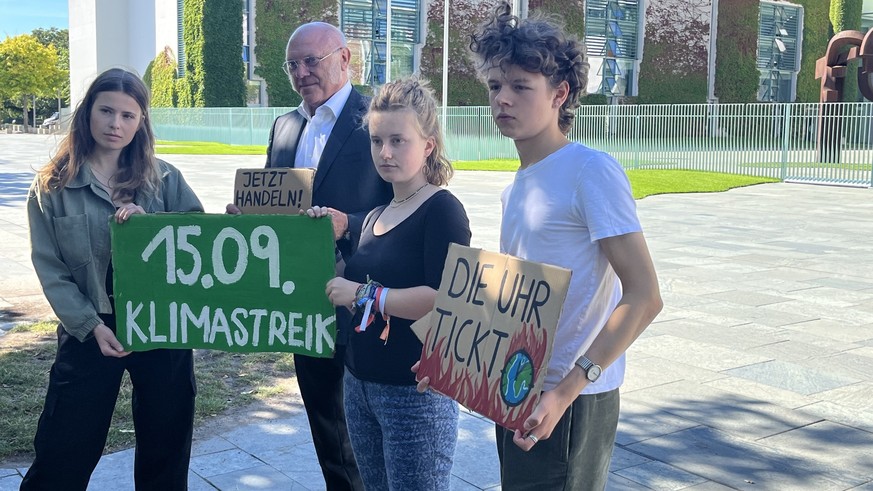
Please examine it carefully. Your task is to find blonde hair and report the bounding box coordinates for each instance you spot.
[366,78,453,186]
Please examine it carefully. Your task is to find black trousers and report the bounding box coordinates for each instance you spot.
[21,324,196,491]
[294,343,364,491]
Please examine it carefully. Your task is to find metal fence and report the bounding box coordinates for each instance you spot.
[151,103,873,187]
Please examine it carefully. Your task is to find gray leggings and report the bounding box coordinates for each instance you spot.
[343,372,459,490]
[496,388,620,491]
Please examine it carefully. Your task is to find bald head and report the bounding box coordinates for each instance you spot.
[287,22,347,52]
[285,22,351,112]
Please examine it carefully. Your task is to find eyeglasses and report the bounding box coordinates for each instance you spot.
[282,47,343,76]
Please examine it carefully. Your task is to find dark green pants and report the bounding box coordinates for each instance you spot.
[496,388,620,491]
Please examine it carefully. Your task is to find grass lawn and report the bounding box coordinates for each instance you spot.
[453,159,780,198]
[0,153,778,463]
[0,322,296,462]
[156,140,267,155]
[626,169,780,199]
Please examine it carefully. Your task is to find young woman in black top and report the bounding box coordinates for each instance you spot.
[309,77,471,490]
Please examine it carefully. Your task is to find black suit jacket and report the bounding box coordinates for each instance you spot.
[265,88,392,344]
[265,88,392,247]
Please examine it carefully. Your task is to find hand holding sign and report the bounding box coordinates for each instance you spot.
[302,205,349,241]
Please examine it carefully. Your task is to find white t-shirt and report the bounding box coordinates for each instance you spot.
[500,142,641,394]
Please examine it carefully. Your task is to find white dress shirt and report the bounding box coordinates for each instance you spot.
[294,82,353,168]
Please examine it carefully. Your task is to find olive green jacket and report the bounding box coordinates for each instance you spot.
[27,159,203,342]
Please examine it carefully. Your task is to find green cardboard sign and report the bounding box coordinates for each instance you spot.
[110,213,337,356]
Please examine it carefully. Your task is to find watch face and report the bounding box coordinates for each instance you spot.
[588,365,602,382]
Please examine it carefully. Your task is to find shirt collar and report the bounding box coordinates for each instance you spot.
[296,81,353,122]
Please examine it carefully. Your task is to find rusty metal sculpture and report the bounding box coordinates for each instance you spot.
[815,29,873,162]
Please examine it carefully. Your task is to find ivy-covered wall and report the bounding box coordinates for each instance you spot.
[176,78,193,108]
[182,0,246,107]
[792,0,831,102]
[420,0,495,106]
[637,0,709,104]
[254,0,336,107]
[714,0,759,102]
[182,0,205,107]
[148,47,179,107]
[204,0,246,106]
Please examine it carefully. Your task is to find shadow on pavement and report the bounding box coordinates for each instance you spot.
[615,396,873,489]
[0,171,34,208]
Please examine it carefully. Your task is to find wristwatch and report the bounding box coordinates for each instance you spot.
[575,355,602,383]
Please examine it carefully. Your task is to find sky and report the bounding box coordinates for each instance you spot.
[0,0,68,38]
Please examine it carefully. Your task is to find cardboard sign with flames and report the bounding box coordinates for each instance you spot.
[412,244,571,432]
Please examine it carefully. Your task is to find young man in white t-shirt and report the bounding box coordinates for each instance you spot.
[469,3,664,489]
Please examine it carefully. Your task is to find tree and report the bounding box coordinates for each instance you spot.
[0,35,65,131]
[32,27,70,112]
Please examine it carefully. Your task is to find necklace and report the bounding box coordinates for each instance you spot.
[390,183,428,207]
[90,164,117,189]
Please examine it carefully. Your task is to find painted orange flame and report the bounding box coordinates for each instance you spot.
[416,322,549,432]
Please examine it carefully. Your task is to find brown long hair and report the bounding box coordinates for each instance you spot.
[36,68,160,201]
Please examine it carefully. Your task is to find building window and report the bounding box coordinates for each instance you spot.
[341,0,422,85]
[757,1,803,102]
[177,0,186,77]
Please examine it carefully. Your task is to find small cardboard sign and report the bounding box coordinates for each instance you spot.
[412,244,571,432]
[110,213,337,356]
[234,168,315,214]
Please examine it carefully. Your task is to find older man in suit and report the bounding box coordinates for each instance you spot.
[267,22,391,490]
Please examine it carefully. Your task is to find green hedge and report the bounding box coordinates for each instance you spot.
[202,0,246,106]
[714,0,759,102]
[175,77,192,108]
[181,0,245,107]
[182,0,204,106]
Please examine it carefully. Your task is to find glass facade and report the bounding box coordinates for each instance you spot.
[584,0,643,97]
[757,1,803,102]
[341,0,422,85]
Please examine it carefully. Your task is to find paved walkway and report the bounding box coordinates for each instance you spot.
[1,133,872,490]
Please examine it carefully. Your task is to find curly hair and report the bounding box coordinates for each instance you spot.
[36,68,159,201]
[366,77,454,186]
[469,1,589,134]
